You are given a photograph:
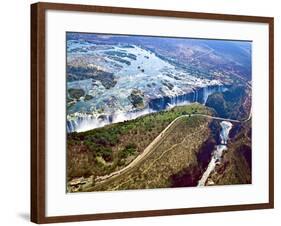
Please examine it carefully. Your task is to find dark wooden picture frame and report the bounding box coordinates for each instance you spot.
[31,2,274,224]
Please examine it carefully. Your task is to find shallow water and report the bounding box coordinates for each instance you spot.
[66,42,224,132]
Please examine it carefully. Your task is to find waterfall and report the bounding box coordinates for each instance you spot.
[67,108,155,133]
[67,84,228,133]
[148,84,227,111]
[197,121,233,186]
[193,88,197,102]
[67,114,112,133]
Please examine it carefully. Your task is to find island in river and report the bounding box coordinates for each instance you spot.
[66,32,252,192]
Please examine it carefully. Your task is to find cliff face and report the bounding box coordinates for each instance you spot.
[67,104,212,187]
[205,84,251,121]
[148,85,226,111]
[195,85,252,186]
[169,121,251,188]
[65,33,252,193]
[208,121,252,185]
[67,84,228,133]
[170,137,217,188]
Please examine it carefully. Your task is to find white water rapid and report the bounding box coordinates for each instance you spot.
[197,121,233,186]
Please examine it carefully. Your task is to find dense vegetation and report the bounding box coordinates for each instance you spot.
[170,121,220,187]
[68,88,85,100]
[67,104,211,181]
[209,120,252,185]
[205,85,249,120]
[67,65,117,89]
[84,94,93,101]
[87,115,210,191]
[128,89,145,109]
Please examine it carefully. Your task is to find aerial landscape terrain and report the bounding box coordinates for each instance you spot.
[66,32,252,192]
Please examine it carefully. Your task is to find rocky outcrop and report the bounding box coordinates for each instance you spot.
[67,85,228,133]
[128,89,145,109]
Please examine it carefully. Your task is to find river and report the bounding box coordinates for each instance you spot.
[197,120,233,186]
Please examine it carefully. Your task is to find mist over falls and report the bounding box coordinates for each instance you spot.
[66,33,252,191]
[67,84,227,133]
[66,33,251,133]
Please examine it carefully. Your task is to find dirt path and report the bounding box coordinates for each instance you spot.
[69,79,252,191]
[94,115,187,183]
[92,108,251,186]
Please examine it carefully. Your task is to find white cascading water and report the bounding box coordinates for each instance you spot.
[197,120,233,186]
[67,108,155,133]
[67,85,227,133]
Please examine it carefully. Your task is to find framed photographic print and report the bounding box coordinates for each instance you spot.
[31,2,274,224]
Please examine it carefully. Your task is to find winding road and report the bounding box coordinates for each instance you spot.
[69,76,252,191]
[94,114,187,183]
[92,106,252,187]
